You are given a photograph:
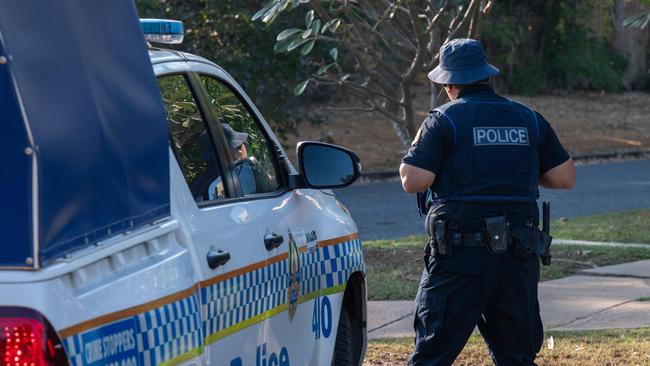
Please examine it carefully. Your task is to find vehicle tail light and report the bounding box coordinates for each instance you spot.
[0,308,69,366]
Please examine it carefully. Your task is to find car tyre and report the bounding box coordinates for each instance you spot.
[332,307,354,366]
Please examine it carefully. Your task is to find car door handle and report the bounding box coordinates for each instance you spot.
[264,233,284,251]
[207,250,231,269]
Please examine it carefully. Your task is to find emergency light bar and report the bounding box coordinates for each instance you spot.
[140,19,184,44]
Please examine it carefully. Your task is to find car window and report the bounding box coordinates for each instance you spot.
[158,74,228,202]
[199,75,281,195]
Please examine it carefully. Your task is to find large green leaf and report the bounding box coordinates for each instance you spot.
[329,47,339,62]
[262,2,282,23]
[328,19,342,34]
[252,1,274,21]
[278,0,290,12]
[321,18,340,33]
[302,28,314,39]
[287,37,311,51]
[277,28,303,41]
[294,79,310,95]
[311,19,322,34]
[305,9,315,27]
[316,63,335,75]
[301,40,316,55]
[274,37,295,53]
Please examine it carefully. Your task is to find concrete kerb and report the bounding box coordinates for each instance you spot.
[553,239,650,248]
[368,239,650,339]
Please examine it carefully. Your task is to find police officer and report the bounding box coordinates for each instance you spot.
[400,38,576,366]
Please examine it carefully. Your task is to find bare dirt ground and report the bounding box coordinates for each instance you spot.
[280,91,650,172]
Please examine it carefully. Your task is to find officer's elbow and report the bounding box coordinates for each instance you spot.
[561,174,576,189]
[399,163,435,193]
[401,179,427,193]
[540,159,576,190]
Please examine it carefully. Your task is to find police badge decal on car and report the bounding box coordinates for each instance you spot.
[287,230,301,320]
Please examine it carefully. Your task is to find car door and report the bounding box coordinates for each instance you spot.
[156,70,266,365]
[192,69,322,365]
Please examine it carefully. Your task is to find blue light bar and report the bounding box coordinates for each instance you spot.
[140,19,184,44]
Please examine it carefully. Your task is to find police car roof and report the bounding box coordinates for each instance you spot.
[148,47,217,67]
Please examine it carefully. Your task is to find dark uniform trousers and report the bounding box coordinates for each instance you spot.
[408,246,543,366]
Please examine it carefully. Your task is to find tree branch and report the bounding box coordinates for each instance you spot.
[444,0,480,43]
[324,105,375,113]
[403,2,429,83]
[312,74,403,106]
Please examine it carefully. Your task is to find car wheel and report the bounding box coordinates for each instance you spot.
[332,307,354,366]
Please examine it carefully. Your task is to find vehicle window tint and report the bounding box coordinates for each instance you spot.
[199,75,281,195]
[158,74,227,202]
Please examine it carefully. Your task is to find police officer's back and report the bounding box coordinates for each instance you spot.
[399,38,576,366]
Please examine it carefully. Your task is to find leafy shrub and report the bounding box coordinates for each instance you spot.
[482,0,628,94]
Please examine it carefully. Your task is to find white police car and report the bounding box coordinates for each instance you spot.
[0,10,366,366]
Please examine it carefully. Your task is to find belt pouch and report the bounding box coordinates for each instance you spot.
[484,216,508,254]
[510,226,535,258]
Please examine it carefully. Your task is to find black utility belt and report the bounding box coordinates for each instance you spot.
[426,215,553,263]
[451,231,497,248]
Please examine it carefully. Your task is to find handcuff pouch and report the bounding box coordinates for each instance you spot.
[484,216,508,254]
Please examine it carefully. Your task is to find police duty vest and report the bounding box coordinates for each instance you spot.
[431,97,540,203]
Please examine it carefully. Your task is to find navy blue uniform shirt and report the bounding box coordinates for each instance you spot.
[402,85,570,225]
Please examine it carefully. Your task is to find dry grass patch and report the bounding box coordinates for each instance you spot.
[365,328,650,365]
[282,90,650,172]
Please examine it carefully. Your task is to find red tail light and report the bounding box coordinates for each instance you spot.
[0,308,68,366]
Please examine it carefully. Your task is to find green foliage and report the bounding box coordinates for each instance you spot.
[508,57,547,96]
[135,0,314,137]
[483,0,628,94]
[547,33,627,92]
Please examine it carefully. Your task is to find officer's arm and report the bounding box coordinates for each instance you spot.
[400,163,435,193]
[539,158,576,189]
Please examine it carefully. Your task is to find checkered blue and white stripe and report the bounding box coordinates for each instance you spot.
[63,294,202,366]
[301,245,322,296]
[322,238,365,289]
[135,295,202,365]
[201,237,364,338]
[62,334,84,366]
[63,236,363,365]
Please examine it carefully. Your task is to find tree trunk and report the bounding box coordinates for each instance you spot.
[391,120,413,149]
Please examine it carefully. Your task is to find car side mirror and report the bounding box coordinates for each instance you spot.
[293,141,361,189]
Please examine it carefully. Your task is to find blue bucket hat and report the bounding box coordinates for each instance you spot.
[222,123,248,150]
[428,38,499,85]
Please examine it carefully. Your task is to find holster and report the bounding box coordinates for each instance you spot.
[425,208,449,256]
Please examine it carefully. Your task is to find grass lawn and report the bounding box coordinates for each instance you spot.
[364,209,650,300]
[364,328,650,365]
[553,209,650,243]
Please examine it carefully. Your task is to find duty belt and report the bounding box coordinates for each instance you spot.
[451,232,484,248]
[428,216,510,255]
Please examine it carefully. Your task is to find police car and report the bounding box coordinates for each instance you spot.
[0,8,366,366]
